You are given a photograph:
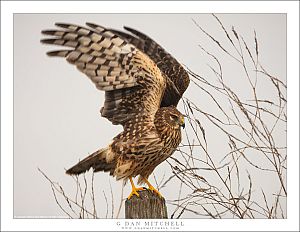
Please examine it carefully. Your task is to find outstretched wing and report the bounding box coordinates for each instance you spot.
[41,23,166,126]
[109,26,190,107]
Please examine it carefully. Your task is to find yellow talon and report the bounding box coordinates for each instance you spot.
[148,185,163,198]
[127,189,139,200]
[127,177,145,200]
[143,177,163,198]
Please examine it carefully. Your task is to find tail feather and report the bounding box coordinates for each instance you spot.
[66,148,116,175]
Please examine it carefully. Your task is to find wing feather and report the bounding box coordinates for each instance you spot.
[41,23,165,126]
[109,26,190,107]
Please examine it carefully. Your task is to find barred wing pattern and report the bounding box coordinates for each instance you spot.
[42,23,188,194]
[109,26,190,107]
[41,23,166,126]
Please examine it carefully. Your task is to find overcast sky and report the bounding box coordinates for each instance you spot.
[13,13,287,219]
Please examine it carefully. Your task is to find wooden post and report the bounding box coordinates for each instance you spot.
[125,190,168,219]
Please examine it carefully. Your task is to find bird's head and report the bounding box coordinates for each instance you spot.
[165,106,185,130]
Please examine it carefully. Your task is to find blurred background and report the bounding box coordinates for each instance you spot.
[14,13,286,218]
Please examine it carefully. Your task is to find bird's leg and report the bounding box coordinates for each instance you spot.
[127,177,145,200]
[142,177,163,198]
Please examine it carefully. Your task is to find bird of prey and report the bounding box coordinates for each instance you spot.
[41,22,190,199]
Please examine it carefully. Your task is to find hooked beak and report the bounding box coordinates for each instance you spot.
[180,116,185,129]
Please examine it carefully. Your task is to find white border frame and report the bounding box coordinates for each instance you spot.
[1,1,299,231]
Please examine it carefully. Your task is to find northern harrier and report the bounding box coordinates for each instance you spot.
[41,23,190,199]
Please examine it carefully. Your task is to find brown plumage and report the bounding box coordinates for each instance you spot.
[41,22,189,198]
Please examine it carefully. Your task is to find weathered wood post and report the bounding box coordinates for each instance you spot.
[125,190,168,219]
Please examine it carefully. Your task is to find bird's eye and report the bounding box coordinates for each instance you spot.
[170,114,178,121]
